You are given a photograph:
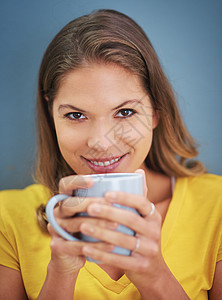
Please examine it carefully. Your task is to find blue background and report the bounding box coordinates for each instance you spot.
[0,0,221,190]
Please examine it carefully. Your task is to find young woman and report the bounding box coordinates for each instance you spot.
[0,9,221,300]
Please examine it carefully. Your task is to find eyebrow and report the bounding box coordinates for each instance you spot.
[112,99,143,110]
[58,104,87,113]
[58,99,143,113]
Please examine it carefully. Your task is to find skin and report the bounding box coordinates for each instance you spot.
[49,63,187,298]
[0,63,221,299]
[52,63,158,175]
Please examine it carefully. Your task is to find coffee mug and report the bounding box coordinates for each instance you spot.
[46,173,143,262]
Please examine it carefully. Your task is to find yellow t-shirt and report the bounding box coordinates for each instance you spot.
[0,174,221,299]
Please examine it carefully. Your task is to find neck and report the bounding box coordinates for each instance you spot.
[140,165,172,204]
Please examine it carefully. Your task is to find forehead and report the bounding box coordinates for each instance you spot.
[55,63,146,103]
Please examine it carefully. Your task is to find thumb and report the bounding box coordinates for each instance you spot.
[135,169,148,197]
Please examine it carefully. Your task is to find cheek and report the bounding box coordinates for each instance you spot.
[118,115,153,147]
[135,130,153,153]
[55,125,85,154]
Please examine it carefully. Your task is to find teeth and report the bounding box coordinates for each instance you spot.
[90,157,121,166]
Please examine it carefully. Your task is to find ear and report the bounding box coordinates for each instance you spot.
[44,95,49,102]
[44,94,54,118]
[152,109,159,129]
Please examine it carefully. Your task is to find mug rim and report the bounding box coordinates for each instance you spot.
[82,172,142,182]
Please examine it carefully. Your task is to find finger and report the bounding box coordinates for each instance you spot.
[80,222,160,257]
[58,216,119,234]
[50,238,115,257]
[48,223,115,255]
[135,169,148,197]
[59,175,93,195]
[131,233,161,256]
[80,222,136,251]
[54,196,106,218]
[104,191,155,218]
[86,203,161,236]
[82,246,147,272]
[47,223,64,239]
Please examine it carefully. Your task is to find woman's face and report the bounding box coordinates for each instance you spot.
[52,63,158,175]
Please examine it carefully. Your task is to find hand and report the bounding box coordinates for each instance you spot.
[79,171,165,290]
[47,175,115,275]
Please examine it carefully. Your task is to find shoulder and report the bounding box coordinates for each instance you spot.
[0,184,50,215]
[177,173,222,212]
[186,173,222,196]
[177,173,222,193]
[187,173,222,186]
[0,185,51,274]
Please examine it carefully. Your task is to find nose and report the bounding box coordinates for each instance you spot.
[87,121,114,152]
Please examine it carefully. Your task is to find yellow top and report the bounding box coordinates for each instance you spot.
[0,174,222,299]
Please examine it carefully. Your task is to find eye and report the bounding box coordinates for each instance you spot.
[64,112,86,120]
[115,109,136,118]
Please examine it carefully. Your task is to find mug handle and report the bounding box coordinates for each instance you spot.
[46,194,80,241]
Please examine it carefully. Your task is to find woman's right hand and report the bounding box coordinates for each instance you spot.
[47,175,116,275]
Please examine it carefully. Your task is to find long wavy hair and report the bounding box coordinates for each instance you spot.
[35,9,205,230]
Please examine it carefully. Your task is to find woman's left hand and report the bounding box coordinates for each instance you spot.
[80,175,167,292]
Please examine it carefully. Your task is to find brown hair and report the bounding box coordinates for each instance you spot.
[35,9,205,229]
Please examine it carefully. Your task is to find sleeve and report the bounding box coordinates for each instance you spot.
[217,231,222,262]
[0,192,20,271]
[213,175,222,263]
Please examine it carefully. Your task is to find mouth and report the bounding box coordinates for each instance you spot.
[81,153,128,173]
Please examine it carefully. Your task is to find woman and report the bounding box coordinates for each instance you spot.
[0,9,221,300]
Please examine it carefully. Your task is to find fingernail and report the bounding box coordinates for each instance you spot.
[105,192,117,201]
[89,204,101,214]
[106,244,115,252]
[81,176,94,186]
[82,224,94,233]
[107,222,119,230]
[83,246,93,255]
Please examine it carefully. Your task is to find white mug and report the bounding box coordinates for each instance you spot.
[46,173,143,262]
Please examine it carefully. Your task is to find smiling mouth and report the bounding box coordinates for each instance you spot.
[81,153,127,169]
[86,157,121,166]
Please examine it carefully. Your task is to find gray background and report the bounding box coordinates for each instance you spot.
[1,0,221,190]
